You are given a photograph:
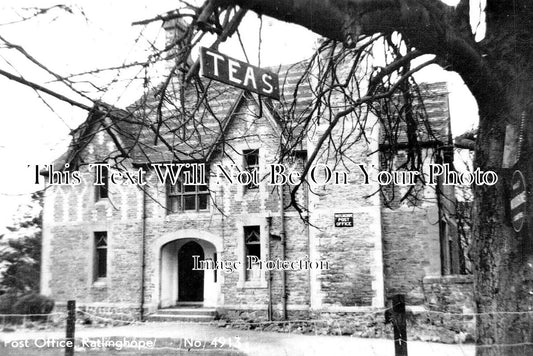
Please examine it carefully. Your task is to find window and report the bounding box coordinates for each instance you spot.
[243,149,259,190]
[167,165,209,213]
[284,150,308,209]
[244,226,261,281]
[95,165,109,200]
[94,232,107,279]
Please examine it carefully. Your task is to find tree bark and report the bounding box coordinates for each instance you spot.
[472,3,533,355]
[207,0,533,354]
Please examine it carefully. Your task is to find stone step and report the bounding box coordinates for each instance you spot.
[157,308,217,316]
[146,305,217,323]
[146,314,216,323]
[175,301,204,306]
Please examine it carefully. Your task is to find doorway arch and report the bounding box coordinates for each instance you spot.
[156,233,220,309]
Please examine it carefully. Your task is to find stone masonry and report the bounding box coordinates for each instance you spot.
[40,71,473,340]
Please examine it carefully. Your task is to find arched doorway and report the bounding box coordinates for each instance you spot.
[157,235,220,309]
[178,241,204,302]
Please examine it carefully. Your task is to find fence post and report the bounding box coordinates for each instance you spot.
[65,300,75,356]
[392,294,407,356]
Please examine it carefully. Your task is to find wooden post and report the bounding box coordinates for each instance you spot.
[65,300,75,356]
[392,294,407,356]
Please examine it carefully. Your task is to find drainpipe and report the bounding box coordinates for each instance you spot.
[279,186,287,320]
[435,153,450,276]
[266,216,273,321]
[305,185,311,314]
[139,185,147,321]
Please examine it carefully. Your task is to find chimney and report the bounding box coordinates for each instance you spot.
[163,16,192,69]
[163,17,188,50]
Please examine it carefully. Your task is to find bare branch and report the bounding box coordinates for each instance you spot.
[0,68,92,111]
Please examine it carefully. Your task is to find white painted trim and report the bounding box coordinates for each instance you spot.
[152,230,223,308]
[153,229,223,253]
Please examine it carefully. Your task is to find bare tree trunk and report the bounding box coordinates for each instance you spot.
[471,4,533,352]
[472,79,533,356]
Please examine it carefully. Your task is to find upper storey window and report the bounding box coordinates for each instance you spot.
[243,149,259,190]
[167,164,209,213]
[95,165,109,200]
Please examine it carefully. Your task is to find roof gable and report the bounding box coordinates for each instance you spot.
[57,60,451,169]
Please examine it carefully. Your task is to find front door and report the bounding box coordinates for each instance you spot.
[178,241,204,302]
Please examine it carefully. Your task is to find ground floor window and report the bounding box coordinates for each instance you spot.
[94,232,107,279]
[244,226,261,281]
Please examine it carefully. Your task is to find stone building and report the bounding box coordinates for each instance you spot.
[40,39,473,330]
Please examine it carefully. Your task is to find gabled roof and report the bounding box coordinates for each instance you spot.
[48,101,132,171]
[204,90,285,162]
[122,79,246,163]
[377,81,452,148]
[54,60,452,169]
[55,60,315,167]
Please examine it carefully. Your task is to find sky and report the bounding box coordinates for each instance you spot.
[0,0,480,231]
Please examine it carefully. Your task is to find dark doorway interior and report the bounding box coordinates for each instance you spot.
[178,241,204,302]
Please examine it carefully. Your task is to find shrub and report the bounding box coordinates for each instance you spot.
[13,293,54,321]
[0,292,17,314]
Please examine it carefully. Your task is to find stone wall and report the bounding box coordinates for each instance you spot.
[41,124,145,306]
[381,205,441,304]
[423,275,474,313]
[54,302,140,325]
[422,275,475,340]
[42,98,316,312]
[41,76,470,340]
[218,304,474,344]
[305,103,385,308]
